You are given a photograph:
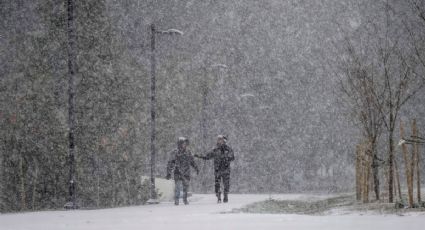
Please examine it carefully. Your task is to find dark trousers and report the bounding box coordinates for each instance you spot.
[174,177,190,202]
[214,173,230,195]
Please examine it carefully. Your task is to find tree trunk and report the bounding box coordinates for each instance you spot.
[362,145,371,203]
[371,140,380,200]
[356,144,362,201]
[363,159,370,203]
[388,126,395,203]
[111,163,116,206]
[124,169,131,205]
[19,152,26,211]
[31,160,38,210]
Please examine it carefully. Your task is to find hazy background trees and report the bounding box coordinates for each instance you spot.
[1,0,424,212]
[336,0,425,202]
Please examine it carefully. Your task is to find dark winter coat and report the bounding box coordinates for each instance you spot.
[167,149,199,180]
[198,144,234,175]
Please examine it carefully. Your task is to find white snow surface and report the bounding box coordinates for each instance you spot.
[1,194,424,230]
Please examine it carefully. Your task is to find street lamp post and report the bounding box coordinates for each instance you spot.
[147,24,183,204]
[198,63,227,192]
[64,0,78,210]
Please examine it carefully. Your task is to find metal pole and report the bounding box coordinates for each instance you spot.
[146,25,182,204]
[148,24,158,203]
[200,66,209,193]
[65,0,77,209]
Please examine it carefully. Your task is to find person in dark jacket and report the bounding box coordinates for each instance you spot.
[195,135,234,203]
[166,137,199,205]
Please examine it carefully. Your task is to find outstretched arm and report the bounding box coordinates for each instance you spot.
[194,150,215,160]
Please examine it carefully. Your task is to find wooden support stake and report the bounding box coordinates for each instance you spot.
[362,142,371,203]
[394,159,402,202]
[412,119,421,203]
[400,121,414,208]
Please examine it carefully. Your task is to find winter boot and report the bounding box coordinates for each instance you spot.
[217,192,222,203]
[174,199,179,205]
[223,193,228,203]
[183,199,189,205]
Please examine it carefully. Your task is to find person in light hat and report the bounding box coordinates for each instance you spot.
[195,135,234,203]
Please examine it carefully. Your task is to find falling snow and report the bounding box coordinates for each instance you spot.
[1,0,425,229]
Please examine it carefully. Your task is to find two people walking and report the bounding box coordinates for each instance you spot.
[166,135,235,205]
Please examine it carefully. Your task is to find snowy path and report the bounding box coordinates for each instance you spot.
[1,194,424,230]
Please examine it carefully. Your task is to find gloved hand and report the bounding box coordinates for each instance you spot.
[166,174,171,180]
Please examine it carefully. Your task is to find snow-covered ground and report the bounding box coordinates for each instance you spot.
[1,194,424,230]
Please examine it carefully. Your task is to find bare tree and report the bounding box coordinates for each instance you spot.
[376,2,425,201]
[337,2,425,202]
[339,37,385,201]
